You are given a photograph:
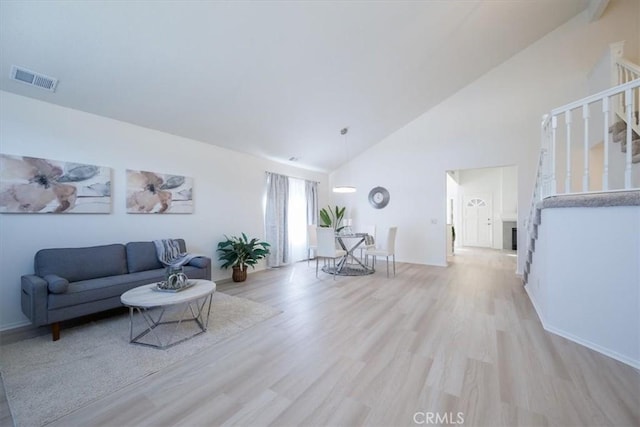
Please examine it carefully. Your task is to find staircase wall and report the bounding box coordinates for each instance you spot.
[526,202,640,368]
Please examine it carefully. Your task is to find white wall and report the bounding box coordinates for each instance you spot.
[526,205,640,369]
[0,92,328,330]
[445,172,459,256]
[445,171,459,226]
[330,0,639,271]
[500,166,518,218]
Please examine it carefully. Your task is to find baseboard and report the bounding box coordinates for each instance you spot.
[213,267,266,285]
[524,284,544,323]
[0,319,30,332]
[544,323,640,370]
[525,285,640,370]
[213,276,234,285]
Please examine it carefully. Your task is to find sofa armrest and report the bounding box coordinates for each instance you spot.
[21,275,49,326]
[188,257,211,280]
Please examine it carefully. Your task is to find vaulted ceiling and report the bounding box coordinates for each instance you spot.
[0,1,589,172]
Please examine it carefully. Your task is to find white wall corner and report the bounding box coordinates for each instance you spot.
[587,40,622,86]
[610,40,625,59]
[588,0,610,23]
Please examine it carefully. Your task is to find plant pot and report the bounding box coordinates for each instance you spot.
[232,265,247,282]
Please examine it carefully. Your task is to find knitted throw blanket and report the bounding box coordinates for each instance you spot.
[153,239,200,268]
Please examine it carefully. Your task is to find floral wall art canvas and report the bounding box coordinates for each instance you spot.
[126,169,193,214]
[0,154,112,214]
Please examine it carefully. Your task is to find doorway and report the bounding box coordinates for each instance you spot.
[446,165,518,258]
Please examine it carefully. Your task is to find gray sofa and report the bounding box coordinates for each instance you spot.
[21,239,211,340]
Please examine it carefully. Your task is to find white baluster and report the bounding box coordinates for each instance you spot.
[582,104,590,192]
[565,110,572,193]
[540,117,549,198]
[633,87,640,126]
[617,63,622,85]
[625,88,633,188]
[550,115,557,195]
[618,65,624,111]
[538,148,549,200]
[602,97,609,191]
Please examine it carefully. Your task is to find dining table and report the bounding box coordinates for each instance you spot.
[321,232,375,276]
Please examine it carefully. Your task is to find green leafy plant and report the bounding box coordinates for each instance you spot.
[319,205,346,232]
[217,233,270,271]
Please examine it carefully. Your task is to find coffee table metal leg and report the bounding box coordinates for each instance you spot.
[133,306,168,348]
[203,293,213,330]
[127,293,215,349]
[129,306,159,345]
[165,302,192,348]
[129,307,134,342]
[191,293,213,331]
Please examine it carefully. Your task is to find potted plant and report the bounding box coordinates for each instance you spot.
[319,205,346,232]
[217,233,270,282]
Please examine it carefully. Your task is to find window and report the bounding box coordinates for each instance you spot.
[264,172,318,267]
[466,198,487,207]
[287,177,308,262]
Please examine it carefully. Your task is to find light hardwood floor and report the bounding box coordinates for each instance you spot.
[2,248,639,426]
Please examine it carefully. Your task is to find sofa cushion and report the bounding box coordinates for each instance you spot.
[48,269,166,310]
[126,242,163,273]
[126,239,187,273]
[47,264,209,310]
[35,244,128,282]
[44,274,69,294]
[187,257,209,269]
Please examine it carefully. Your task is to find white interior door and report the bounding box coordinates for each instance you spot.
[463,194,492,247]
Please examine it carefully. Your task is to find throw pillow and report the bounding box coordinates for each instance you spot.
[44,274,69,294]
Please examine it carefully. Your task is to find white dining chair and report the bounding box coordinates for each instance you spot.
[358,224,376,261]
[307,224,318,265]
[316,227,346,280]
[365,226,397,278]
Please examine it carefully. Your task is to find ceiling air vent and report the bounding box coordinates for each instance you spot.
[9,65,58,92]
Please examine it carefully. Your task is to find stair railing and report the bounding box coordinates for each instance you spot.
[539,78,639,198]
[616,57,640,85]
[525,78,640,278]
[614,58,640,136]
[524,50,639,284]
[525,143,545,253]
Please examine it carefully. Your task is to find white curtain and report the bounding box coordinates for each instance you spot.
[305,180,318,227]
[265,172,289,267]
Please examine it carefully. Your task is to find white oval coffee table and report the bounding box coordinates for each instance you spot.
[121,279,216,349]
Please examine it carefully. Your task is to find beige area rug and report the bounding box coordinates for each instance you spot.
[0,292,281,427]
